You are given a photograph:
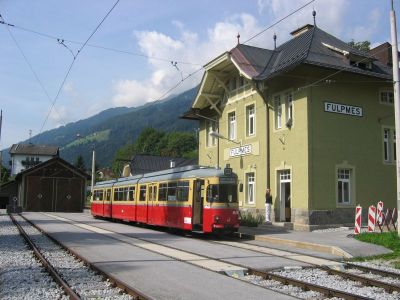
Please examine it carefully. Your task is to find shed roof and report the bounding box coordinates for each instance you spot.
[15,156,90,180]
[9,144,59,156]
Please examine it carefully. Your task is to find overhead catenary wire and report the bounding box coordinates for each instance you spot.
[39,0,120,134]
[0,14,62,122]
[0,20,201,66]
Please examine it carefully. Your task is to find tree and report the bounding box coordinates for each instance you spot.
[348,40,371,52]
[74,155,86,172]
[0,164,9,185]
[111,128,198,176]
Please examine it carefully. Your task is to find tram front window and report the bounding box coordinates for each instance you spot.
[207,184,238,203]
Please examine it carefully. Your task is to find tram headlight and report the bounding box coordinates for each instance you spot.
[214,215,220,223]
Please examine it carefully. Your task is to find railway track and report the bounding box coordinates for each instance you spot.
[29,213,400,300]
[11,214,149,300]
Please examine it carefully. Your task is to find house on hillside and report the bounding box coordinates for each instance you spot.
[183,23,395,230]
[9,143,59,176]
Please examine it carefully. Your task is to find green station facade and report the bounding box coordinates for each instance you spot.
[185,24,396,230]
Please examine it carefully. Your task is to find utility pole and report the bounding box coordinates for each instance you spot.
[389,0,400,236]
[91,146,96,198]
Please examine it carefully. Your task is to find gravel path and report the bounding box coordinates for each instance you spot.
[1,213,135,300]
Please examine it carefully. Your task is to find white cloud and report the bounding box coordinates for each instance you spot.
[112,13,263,107]
[112,2,350,107]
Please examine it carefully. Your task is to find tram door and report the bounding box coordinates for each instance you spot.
[148,184,157,224]
[192,179,205,230]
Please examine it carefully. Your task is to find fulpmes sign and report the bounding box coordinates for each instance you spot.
[324,102,363,117]
[229,144,252,157]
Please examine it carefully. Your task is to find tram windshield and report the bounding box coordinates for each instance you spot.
[207,184,238,203]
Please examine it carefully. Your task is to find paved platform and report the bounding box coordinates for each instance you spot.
[238,224,392,259]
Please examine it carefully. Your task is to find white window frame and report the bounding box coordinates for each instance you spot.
[274,96,282,129]
[246,104,255,136]
[206,119,217,147]
[383,127,396,164]
[228,111,236,140]
[380,90,394,105]
[285,92,293,124]
[337,169,351,204]
[384,128,390,162]
[246,172,255,205]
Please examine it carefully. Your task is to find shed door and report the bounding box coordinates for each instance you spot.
[26,177,53,212]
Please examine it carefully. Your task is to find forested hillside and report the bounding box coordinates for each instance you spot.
[2,87,198,168]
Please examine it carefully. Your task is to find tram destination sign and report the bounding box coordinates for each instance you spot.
[324,102,363,117]
[229,144,252,157]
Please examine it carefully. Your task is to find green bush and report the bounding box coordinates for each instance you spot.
[240,210,265,227]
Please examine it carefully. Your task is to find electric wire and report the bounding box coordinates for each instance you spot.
[0,14,62,122]
[0,20,201,66]
[39,0,120,134]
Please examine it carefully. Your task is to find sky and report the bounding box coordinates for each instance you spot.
[0,0,398,149]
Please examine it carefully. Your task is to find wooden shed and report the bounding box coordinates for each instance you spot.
[15,157,90,212]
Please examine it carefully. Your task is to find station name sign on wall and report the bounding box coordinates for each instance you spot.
[229,144,252,157]
[324,102,363,117]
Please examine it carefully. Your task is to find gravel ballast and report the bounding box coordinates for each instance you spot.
[1,213,134,300]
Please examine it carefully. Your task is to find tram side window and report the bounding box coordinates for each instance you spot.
[167,182,177,201]
[123,187,129,201]
[114,188,124,201]
[139,185,147,201]
[128,187,135,201]
[177,181,189,201]
[158,183,168,201]
[94,190,103,201]
[106,189,111,201]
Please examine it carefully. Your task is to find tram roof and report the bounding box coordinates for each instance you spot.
[94,165,233,188]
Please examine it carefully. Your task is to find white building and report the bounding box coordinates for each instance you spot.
[9,144,59,176]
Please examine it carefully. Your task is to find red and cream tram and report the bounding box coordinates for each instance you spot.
[91,165,240,234]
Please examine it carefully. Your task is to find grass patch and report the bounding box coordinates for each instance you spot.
[64,129,111,148]
[239,211,264,227]
[353,231,400,269]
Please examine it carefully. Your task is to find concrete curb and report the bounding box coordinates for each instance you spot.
[235,232,353,259]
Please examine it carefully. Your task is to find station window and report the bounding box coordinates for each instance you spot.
[274,96,282,129]
[246,172,255,205]
[285,92,293,126]
[337,169,351,204]
[228,112,236,140]
[206,119,217,147]
[139,185,147,201]
[246,105,255,136]
[380,90,394,104]
[383,127,396,163]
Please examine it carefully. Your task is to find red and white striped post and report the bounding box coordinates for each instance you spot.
[377,201,384,225]
[368,205,376,232]
[354,205,362,234]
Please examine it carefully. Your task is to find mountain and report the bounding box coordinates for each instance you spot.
[2,87,198,168]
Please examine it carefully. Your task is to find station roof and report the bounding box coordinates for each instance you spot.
[9,143,59,156]
[191,24,392,110]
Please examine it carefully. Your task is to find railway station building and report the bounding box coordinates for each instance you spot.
[184,24,395,230]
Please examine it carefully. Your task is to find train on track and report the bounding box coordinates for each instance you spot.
[91,165,240,234]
